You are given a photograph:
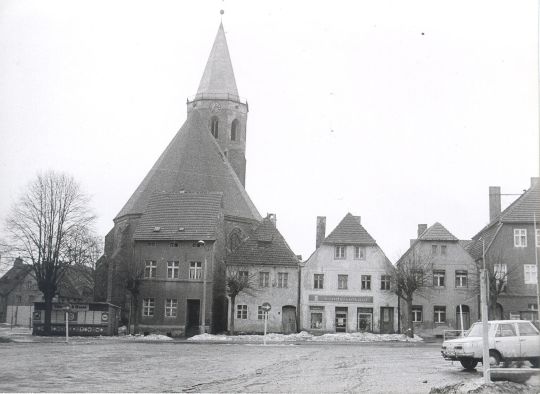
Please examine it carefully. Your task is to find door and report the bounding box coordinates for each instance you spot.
[380,307,394,334]
[516,322,540,358]
[281,306,297,334]
[494,322,520,359]
[335,307,348,333]
[185,299,200,337]
[357,307,373,332]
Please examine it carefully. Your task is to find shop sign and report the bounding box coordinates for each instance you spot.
[308,295,373,303]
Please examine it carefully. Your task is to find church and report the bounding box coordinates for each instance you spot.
[96,22,299,336]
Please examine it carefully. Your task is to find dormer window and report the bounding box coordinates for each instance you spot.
[231,119,238,141]
[210,116,219,138]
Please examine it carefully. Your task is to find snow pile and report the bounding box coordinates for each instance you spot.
[429,378,539,394]
[121,334,173,341]
[188,331,423,343]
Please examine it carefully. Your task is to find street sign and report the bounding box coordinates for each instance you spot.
[262,302,271,312]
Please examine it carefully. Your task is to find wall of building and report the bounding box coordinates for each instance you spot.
[301,244,397,334]
[228,264,299,333]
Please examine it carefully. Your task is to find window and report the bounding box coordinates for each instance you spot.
[494,264,507,291]
[167,261,179,279]
[310,306,324,329]
[239,271,249,281]
[210,116,219,138]
[455,270,468,288]
[431,245,438,255]
[338,274,348,290]
[361,275,371,290]
[257,306,265,320]
[16,295,22,304]
[142,298,155,317]
[231,119,238,141]
[380,275,391,290]
[441,245,447,256]
[144,261,157,278]
[259,272,270,287]
[169,242,179,247]
[165,299,177,317]
[189,262,202,279]
[518,322,539,336]
[514,229,527,247]
[146,241,157,247]
[335,245,346,259]
[354,246,365,260]
[412,305,423,322]
[236,304,247,319]
[314,274,324,289]
[434,306,446,323]
[524,265,537,284]
[537,229,540,247]
[496,323,516,337]
[433,270,445,287]
[277,272,288,288]
[412,269,424,285]
[528,303,538,310]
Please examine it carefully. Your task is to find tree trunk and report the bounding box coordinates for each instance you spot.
[43,291,54,336]
[229,295,236,335]
[133,293,140,334]
[406,296,414,338]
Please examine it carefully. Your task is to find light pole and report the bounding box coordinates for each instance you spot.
[197,240,209,334]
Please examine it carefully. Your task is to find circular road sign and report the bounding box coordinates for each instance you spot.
[261,302,271,312]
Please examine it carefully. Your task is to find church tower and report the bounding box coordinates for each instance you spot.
[187,23,248,186]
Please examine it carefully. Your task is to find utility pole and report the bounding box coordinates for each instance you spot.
[534,213,539,320]
[481,240,490,383]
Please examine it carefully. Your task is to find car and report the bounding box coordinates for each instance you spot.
[441,320,540,370]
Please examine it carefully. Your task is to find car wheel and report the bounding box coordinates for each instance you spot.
[489,350,502,367]
[459,359,478,370]
[529,358,540,368]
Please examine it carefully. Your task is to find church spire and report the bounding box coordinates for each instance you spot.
[196,23,239,98]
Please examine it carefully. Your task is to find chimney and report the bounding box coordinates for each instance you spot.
[489,186,501,222]
[531,177,539,187]
[267,213,276,226]
[417,224,427,238]
[353,215,361,224]
[316,216,326,249]
[13,257,24,267]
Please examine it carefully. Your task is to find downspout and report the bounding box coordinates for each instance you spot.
[297,262,302,332]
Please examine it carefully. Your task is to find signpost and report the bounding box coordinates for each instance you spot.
[63,305,70,343]
[261,302,271,346]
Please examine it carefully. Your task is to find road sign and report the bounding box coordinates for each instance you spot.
[261,302,271,312]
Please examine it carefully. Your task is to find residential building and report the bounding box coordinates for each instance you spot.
[301,214,397,334]
[226,215,300,334]
[396,223,479,337]
[467,177,540,321]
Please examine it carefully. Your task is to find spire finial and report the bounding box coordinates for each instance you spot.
[220,9,224,23]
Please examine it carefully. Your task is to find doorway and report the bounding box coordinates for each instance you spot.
[380,307,394,334]
[282,306,297,334]
[335,307,348,332]
[357,307,373,332]
[186,299,200,337]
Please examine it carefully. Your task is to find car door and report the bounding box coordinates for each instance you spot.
[516,321,540,358]
[494,322,520,359]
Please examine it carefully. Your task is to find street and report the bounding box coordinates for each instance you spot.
[0,340,487,393]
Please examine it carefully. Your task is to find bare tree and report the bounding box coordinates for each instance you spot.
[4,171,95,335]
[120,259,146,334]
[393,248,433,338]
[226,267,258,335]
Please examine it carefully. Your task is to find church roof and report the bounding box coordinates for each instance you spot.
[196,23,239,98]
[323,213,376,245]
[418,222,458,242]
[115,109,261,221]
[226,217,300,267]
[133,192,223,241]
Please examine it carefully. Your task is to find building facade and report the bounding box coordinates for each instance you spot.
[396,223,479,337]
[300,214,397,334]
[226,215,300,334]
[467,177,540,321]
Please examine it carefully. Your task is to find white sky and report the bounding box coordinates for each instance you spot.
[0,0,538,268]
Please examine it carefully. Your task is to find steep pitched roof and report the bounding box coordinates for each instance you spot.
[226,217,299,267]
[133,192,223,241]
[196,23,239,98]
[418,222,458,241]
[0,262,32,296]
[323,213,376,245]
[116,109,261,221]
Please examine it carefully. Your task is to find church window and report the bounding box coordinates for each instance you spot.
[231,119,239,141]
[229,228,243,252]
[210,116,219,138]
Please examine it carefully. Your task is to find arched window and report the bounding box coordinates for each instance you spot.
[210,116,219,139]
[230,119,239,141]
[228,228,243,252]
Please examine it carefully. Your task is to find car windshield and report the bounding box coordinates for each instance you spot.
[466,322,494,337]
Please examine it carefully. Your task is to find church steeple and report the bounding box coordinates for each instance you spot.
[187,22,248,187]
[197,23,239,98]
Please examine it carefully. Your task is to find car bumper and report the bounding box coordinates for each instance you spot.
[441,350,475,360]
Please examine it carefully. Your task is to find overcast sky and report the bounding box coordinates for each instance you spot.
[0,0,538,269]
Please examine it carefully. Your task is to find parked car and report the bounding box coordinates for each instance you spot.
[441,320,540,370]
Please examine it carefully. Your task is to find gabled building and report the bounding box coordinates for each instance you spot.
[396,223,479,337]
[97,22,266,335]
[300,213,397,334]
[467,177,540,321]
[225,215,300,334]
